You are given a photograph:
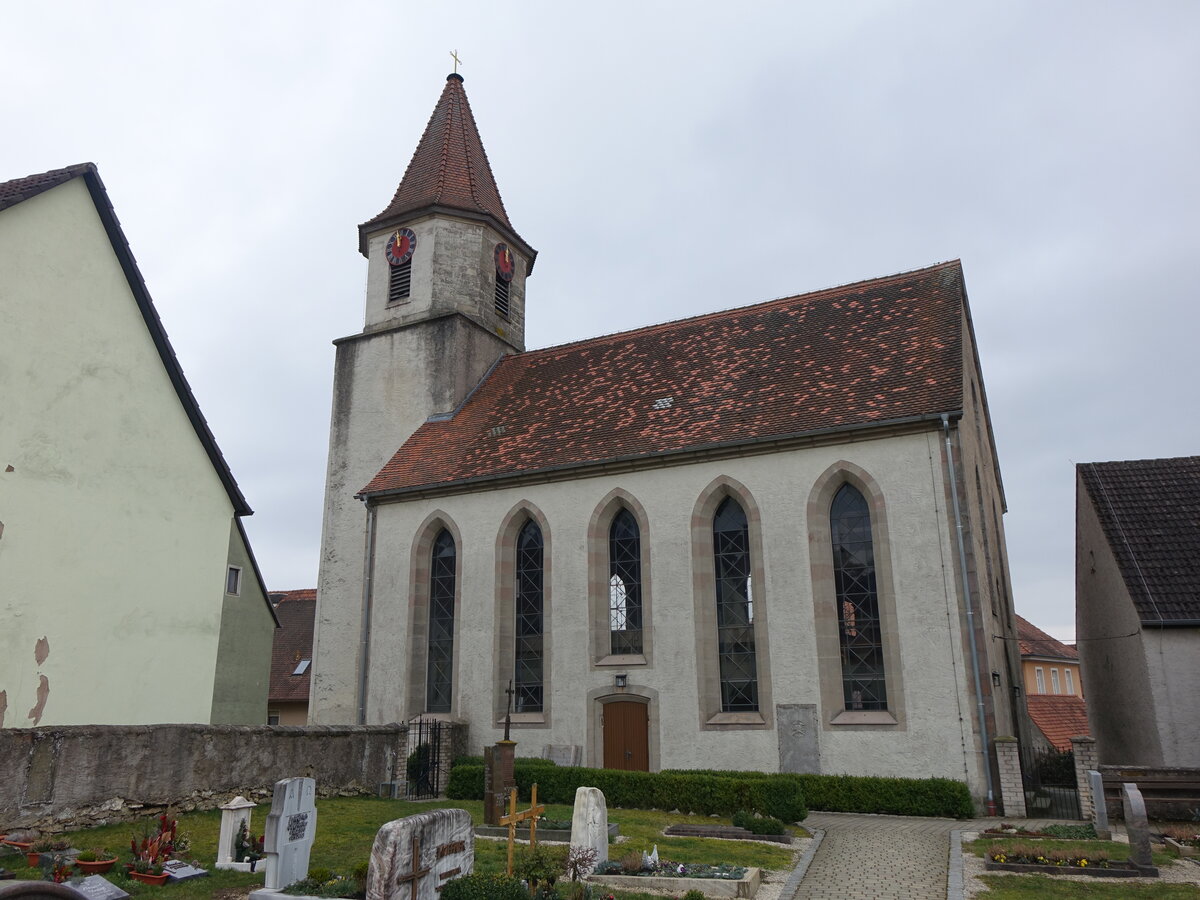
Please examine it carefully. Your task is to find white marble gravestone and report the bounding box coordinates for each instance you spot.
[569,786,609,872]
[366,808,473,900]
[262,776,318,890]
[216,795,258,871]
[542,744,582,767]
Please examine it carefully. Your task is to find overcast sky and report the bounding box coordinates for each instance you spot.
[5,2,1197,641]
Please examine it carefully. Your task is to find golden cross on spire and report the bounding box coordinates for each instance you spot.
[450,49,462,73]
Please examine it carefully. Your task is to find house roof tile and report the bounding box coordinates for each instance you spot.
[1016,615,1078,660]
[1078,456,1200,624]
[267,590,316,703]
[1026,694,1091,751]
[363,260,967,496]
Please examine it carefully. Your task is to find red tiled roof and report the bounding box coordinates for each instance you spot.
[363,261,966,496]
[268,590,315,703]
[1016,615,1078,660]
[0,163,93,213]
[359,74,521,256]
[1078,456,1200,623]
[1027,694,1091,751]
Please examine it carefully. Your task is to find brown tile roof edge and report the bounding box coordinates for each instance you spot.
[0,162,94,213]
[1026,694,1091,752]
[268,591,316,703]
[363,259,967,497]
[1016,614,1078,660]
[1078,455,1200,624]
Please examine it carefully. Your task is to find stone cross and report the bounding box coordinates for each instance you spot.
[216,795,257,871]
[262,776,318,890]
[1087,770,1111,840]
[499,784,544,876]
[1120,782,1158,875]
[366,808,473,900]
[569,786,609,872]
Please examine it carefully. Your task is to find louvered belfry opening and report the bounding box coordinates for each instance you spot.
[608,509,643,655]
[514,519,544,713]
[831,483,888,710]
[389,259,412,303]
[426,529,456,713]
[713,497,758,712]
[494,277,510,318]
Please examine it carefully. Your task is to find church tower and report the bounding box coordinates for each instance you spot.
[311,74,536,723]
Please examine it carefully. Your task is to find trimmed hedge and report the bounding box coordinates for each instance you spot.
[440,873,529,899]
[446,761,806,822]
[663,768,975,818]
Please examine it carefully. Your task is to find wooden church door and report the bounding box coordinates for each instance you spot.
[602,701,649,771]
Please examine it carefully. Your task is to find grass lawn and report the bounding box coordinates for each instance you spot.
[974,874,1200,898]
[1,795,802,899]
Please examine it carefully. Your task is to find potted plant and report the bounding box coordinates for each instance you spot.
[1,831,35,851]
[127,815,178,885]
[75,848,119,875]
[129,858,168,886]
[28,839,54,868]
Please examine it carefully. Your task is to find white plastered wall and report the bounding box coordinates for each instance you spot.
[0,178,234,726]
[363,428,988,796]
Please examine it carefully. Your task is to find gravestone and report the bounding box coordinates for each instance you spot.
[483,742,516,826]
[68,875,130,900]
[162,859,209,882]
[365,808,473,900]
[1120,782,1158,875]
[569,786,609,872]
[216,795,258,871]
[262,776,318,890]
[776,704,820,773]
[542,744,582,767]
[1087,770,1111,840]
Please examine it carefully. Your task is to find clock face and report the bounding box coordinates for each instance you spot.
[494,243,515,282]
[386,228,417,266]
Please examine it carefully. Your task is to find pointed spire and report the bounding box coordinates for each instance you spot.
[359,74,522,256]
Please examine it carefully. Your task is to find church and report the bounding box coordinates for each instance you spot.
[310,73,1026,808]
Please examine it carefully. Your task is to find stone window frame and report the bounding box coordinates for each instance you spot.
[807,460,906,729]
[493,500,553,728]
[405,511,464,719]
[587,488,653,668]
[690,475,773,730]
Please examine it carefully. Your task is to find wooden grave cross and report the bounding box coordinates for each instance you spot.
[394,835,431,899]
[499,783,545,876]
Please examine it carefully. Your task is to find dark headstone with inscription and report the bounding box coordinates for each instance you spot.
[366,808,474,900]
[162,858,209,882]
[68,875,131,900]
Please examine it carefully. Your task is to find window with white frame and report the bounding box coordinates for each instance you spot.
[1035,667,1045,693]
[1051,668,1061,694]
[1065,668,1075,696]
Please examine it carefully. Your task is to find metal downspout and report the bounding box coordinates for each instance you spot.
[942,414,997,814]
[357,501,378,726]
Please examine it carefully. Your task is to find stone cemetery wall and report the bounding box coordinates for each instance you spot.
[0,723,407,831]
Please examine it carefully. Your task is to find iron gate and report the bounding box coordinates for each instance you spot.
[405,717,443,800]
[1021,745,1081,819]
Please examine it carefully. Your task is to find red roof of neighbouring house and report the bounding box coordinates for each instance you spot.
[1078,456,1200,624]
[1027,694,1091,751]
[361,260,967,496]
[268,590,316,703]
[1016,615,1078,660]
[359,74,530,259]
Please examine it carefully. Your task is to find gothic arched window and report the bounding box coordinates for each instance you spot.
[831,483,887,710]
[608,509,643,655]
[713,497,758,712]
[425,529,456,712]
[514,519,544,713]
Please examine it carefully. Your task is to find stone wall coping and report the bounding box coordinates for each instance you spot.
[0,724,404,738]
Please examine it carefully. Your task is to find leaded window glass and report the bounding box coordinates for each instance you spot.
[831,484,887,710]
[425,529,455,712]
[514,520,544,713]
[608,509,643,655]
[713,497,758,712]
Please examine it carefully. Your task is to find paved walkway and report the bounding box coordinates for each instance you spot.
[783,813,1089,900]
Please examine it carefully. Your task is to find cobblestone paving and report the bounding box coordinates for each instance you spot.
[787,813,1084,900]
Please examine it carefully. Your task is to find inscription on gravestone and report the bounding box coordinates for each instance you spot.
[69,875,130,900]
[162,859,209,882]
[776,704,820,774]
[287,812,310,843]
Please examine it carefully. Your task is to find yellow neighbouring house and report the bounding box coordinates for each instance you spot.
[0,164,277,728]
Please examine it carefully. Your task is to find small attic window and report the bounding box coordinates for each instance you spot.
[652,397,673,409]
[388,259,412,304]
[226,566,242,596]
[292,659,311,676]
